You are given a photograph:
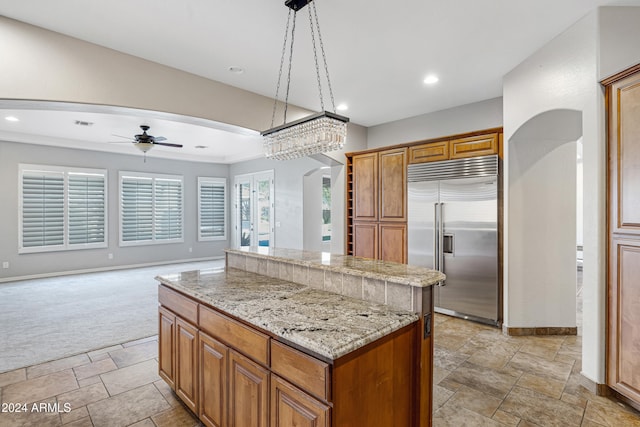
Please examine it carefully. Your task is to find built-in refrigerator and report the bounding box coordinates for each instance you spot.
[408,155,501,326]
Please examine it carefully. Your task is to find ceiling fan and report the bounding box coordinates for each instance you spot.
[110,125,183,154]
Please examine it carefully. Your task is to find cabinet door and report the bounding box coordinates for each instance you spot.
[379,148,407,222]
[158,306,176,389]
[229,350,269,427]
[353,222,378,259]
[379,223,407,264]
[352,152,378,221]
[271,375,329,427]
[199,332,228,427]
[449,133,498,159]
[176,317,199,413]
[409,141,449,164]
[607,70,640,406]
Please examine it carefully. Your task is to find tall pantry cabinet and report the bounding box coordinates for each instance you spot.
[605,64,640,409]
[347,148,407,263]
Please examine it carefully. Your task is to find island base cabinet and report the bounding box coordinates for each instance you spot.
[271,375,329,427]
[228,350,269,427]
[199,332,228,427]
[158,306,176,390]
[176,318,199,413]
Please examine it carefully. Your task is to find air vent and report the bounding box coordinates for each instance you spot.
[74,120,94,126]
[408,155,498,182]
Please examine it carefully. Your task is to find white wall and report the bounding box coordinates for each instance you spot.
[0,140,229,281]
[367,97,503,149]
[507,110,581,328]
[503,4,640,387]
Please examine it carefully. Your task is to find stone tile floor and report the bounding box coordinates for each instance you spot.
[1,314,639,426]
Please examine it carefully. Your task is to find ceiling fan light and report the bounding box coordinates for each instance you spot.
[135,142,153,153]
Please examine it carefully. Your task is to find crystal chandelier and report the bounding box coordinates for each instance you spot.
[262,0,349,160]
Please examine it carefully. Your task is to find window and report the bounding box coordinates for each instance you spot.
[322,175,331,242]
[198,177,227,241]
[19,164,107,253]
[119,172,183,246]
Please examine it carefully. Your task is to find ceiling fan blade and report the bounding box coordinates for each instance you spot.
[111,134,132,140]
[153,142,183,148]
[107,140,134,143]
[153,136,167,142]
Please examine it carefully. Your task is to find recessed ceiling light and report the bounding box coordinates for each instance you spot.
[75,120,94,126]
[195,145,208,149]
[423,75,439,85]
[228,66,244,74]
[5,116,19,122]
[336,103,348,111]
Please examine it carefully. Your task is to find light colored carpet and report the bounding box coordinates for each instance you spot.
[0,259,224,373]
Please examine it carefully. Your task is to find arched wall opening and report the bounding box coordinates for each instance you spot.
[507,109,582,330]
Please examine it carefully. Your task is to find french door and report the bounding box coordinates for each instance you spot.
[234,171,274,248]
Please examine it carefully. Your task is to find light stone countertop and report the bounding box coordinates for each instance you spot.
[226,247,445,287]
[156,267,419,361]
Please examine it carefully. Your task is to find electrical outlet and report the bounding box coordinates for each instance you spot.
[108,253,113,260]
[2,262,9,269]
[189,247,193,253]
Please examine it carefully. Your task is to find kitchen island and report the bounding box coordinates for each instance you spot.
[157,248,443,427]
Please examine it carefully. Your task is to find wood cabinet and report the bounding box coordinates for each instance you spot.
[199,332,227,427]
[159,284,426,426]
[349,148,407,263]
[158,306,176,389]
[379,223,407,264]
[271,375,329,427]
[606,65,640,409]
[408,132,499,164]
[176,318,199,412]
[228,350,269,427]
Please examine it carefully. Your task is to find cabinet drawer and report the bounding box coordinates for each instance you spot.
[199,305,269,366]
[409,141,449,163]
[159,285,198,325]
[449,133,498,159]
[271,340,330,401]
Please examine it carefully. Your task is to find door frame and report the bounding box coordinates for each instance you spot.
[232,170,275,249]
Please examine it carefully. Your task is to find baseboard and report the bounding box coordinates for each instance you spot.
[0,256,224,284]
[504,326,578,336]
[579,373,610,396]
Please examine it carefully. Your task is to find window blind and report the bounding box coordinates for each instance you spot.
[198,178,226,240]
[21,172,65,248]
[68,173,106,245]
[155,179,183,241]
[121,177,153,242]
[119,173,183,245]
[19,165,107,253]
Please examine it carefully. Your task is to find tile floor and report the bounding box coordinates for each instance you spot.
[1,315,639,426]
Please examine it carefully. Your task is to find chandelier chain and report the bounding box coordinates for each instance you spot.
[271,9,293,128]
[283,11,298,124]
[311,0,337,113]
[308,4,325,112]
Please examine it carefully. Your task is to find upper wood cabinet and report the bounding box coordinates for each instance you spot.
[352,148,407,222]
[408,132,499,164]
[352,152,379,221]
[409,140,448,164]
[606,66,640,409]
[379,148,408,222]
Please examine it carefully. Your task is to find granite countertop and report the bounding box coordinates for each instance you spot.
[226,247,444,287]
[156,267,419,361]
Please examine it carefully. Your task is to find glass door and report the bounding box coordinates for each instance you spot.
[234,171,274,248]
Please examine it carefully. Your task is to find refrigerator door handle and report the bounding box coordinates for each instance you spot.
[433,202,439,273]
[439,202,445,286]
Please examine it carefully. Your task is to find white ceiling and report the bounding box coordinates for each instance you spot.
[0,0,637,163]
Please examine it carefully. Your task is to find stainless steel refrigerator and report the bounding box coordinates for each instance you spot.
[408,155,501,326]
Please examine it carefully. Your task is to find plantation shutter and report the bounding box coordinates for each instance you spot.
[21,171,64,248]
[155,178,183,241]
[121,176,153,242]
[68,173,106,245]
[199,178,226,240]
